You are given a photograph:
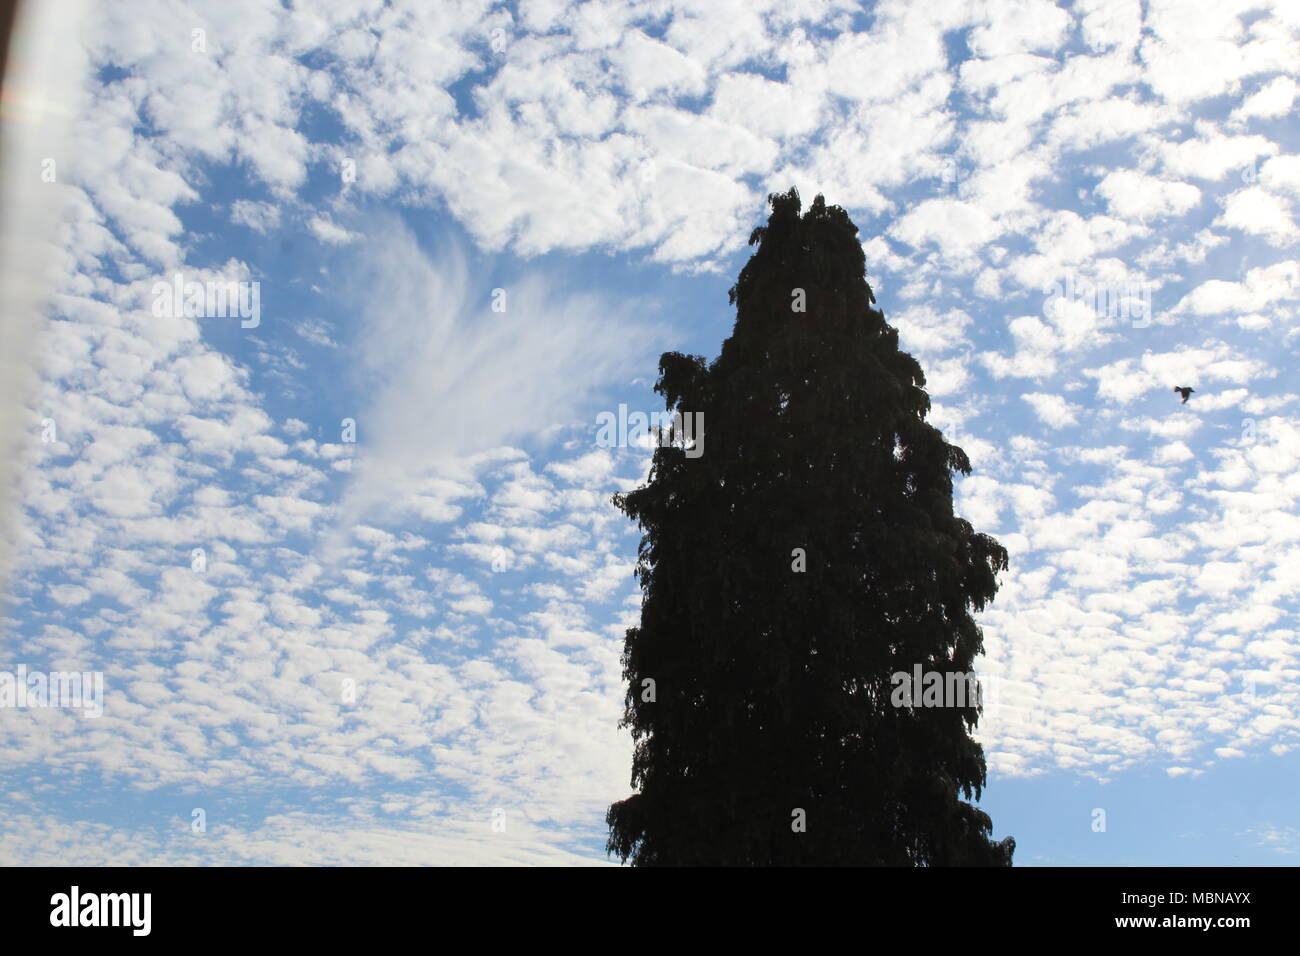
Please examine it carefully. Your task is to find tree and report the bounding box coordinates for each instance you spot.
[606,188,1014,866]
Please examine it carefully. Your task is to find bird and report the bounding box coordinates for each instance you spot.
[1174,386,1194,404]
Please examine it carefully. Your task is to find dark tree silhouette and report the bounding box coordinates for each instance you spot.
[606,188,1014,866]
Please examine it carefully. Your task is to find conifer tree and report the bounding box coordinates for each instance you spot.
[607,188,1014,866]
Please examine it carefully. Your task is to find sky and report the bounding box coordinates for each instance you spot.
[0,0,1297,866]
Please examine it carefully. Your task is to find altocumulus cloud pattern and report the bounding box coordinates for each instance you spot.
[0,0,1297,865]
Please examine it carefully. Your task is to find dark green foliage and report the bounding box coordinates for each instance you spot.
[606,188,1014,866]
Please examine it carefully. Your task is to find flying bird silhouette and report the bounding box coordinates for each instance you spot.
[1174,386,1194,404]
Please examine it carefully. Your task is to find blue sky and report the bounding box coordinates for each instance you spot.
[0,0,1297,865]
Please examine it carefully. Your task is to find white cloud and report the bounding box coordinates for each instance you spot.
[308,215,359,245]
[323,217,658,548]
[1215,187,1296,244]
[1230,75,1298,123]
[1094,169,1201,222]
[1022,392,1080,428]
[230,200,281,234]
[1175,262,1300,317]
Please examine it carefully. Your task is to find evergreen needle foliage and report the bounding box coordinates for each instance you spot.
[607,188,1015,866]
